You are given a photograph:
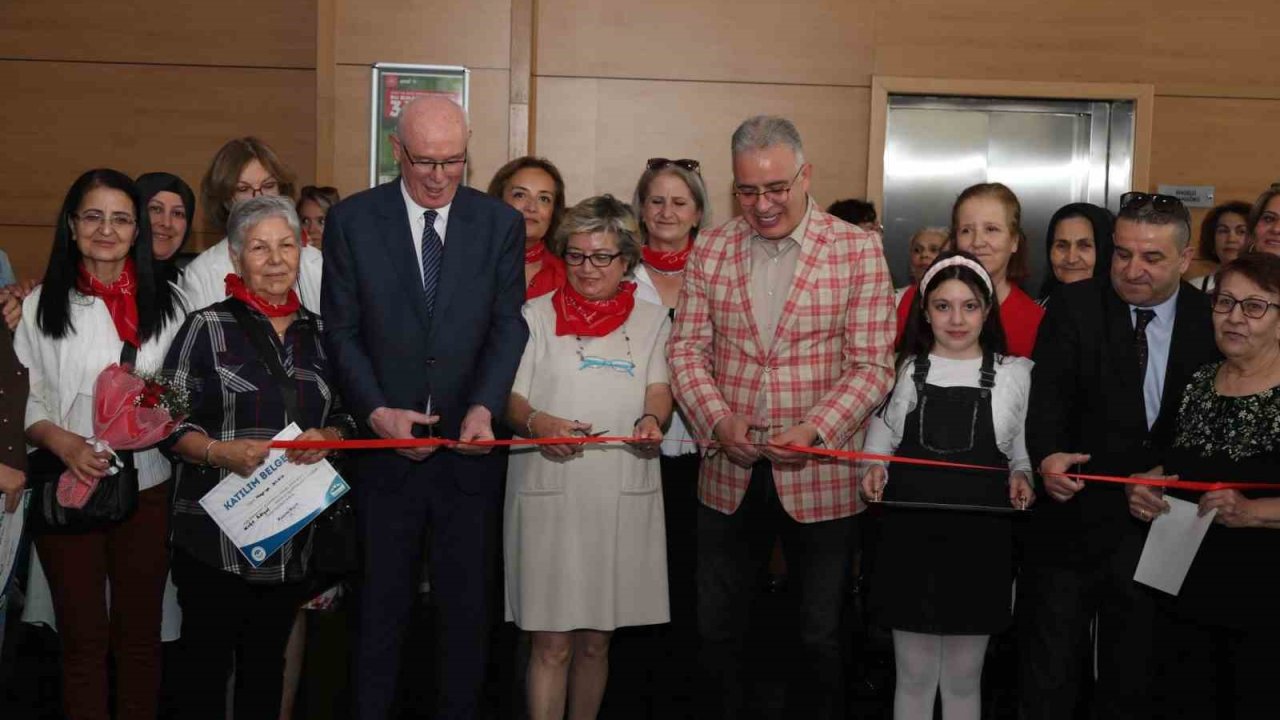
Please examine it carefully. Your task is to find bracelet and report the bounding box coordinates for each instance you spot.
[202,438,220,467]
[526,409,541,438]
[634,413,660,428]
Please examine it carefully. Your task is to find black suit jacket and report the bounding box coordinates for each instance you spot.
[1025,278,1220,566]
[321,181,528,488]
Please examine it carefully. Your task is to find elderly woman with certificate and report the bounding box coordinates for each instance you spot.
[159,195,355,719]
[505,195,673,720]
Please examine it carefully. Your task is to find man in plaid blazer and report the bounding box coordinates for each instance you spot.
[669,115,896,718]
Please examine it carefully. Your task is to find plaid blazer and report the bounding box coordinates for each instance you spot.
[668,204,896,523]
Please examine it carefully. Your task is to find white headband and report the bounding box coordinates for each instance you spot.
[919,256,994,297]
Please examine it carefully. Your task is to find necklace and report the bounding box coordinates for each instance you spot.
[644,262,684,276]
[575,322,636,376]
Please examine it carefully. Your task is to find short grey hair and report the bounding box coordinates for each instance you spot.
[550,195,643,274]
[731,115,806,166]
[226,195,301,257]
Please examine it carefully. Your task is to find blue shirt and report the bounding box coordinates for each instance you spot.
[1132,289,1179,430]
[0,250,15,287]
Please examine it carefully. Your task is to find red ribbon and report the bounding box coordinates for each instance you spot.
[267,435,1274,493]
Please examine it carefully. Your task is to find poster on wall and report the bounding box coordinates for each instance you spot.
[370,63,470,187]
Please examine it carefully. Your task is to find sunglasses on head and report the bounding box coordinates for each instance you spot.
[1119,191,1190,219]
[647,158,701,174]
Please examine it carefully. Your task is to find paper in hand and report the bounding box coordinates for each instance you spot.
[1134,495,1216,596]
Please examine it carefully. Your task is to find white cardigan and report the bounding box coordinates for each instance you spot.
[14,286,186,490]
[180,237,323,313]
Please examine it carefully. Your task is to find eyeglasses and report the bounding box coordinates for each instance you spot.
[403,155,468,173]
[234,179,280,198]
[1211,293,1280,319]
[733,165,805,206]
[73,211,136,232]
[1119,192,1190,221]
[563,251,623,268]
[647,158,701,174]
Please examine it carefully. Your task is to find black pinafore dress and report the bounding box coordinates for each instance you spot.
[869,352,1015,635]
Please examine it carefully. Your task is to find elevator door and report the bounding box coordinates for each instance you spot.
[881,96,1134,296]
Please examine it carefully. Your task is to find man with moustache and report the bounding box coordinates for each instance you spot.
[668,115,895,718]
[322,96,527,720]
[1018,193,1220,719]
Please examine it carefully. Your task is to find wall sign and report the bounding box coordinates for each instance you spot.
[1157,184,1216,208]
[370,63,470,187]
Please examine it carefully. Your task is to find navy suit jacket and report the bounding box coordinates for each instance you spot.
[321,180,528,488]
[1025,278,1220,567]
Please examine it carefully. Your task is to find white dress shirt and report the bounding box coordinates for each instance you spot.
[400,180,452,286]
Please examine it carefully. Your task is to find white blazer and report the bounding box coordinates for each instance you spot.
[14,286,186,490]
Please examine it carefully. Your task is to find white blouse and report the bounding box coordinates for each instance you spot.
[632,265,697,456]
[180,237,323,313]
[863,353,1033,476]
[14,286,186,490]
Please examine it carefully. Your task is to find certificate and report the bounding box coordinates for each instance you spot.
[200,424,349,568]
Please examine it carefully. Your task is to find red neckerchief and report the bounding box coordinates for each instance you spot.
[552,281,636,337]
[526,253,567,300]
[525,241,549,264]
[76,259,139,347]
[641,241,693,273]
[224,273,301,318]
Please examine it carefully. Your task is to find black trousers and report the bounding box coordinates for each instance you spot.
[353,453,502,720]
[697,461,856,720]
[1152,603,1280,720]
[170,550,306,720]
[1016,531,1157,720]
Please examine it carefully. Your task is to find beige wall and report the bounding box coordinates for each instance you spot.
[0,0,317,280]
[4,0,1279,281]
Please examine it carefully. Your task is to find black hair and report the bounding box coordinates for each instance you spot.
[826,198,877,226]
[1039,202,1115,300]
[1199,201,1252,263]
[898,250,1007,369]
[36,169,180,342]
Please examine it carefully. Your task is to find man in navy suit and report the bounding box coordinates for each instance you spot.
[321,96,527,720]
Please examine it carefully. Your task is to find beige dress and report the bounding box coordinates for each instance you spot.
[505,294,671,631]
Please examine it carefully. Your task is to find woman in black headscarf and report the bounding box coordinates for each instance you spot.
[1039,202,1115,305]
[136,172,197,277]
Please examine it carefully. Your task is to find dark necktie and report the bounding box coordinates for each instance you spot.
[420,209,443,315]
[1134,308,1156,377]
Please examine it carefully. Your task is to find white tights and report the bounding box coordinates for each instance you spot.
[891,630,989,720]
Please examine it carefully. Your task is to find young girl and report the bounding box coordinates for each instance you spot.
[862,250,1035,720]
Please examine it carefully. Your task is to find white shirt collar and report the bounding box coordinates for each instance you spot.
[400,179,452,231]
[1132,286,1180,324]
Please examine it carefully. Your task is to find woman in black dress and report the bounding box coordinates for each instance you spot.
[1128,251,1280,719]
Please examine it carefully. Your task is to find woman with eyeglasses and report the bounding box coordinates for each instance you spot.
[630,156,708,713]
[1128,252,1280,718]
[181,137,323,313]
[1245,185,1280,257]
[1188,201,1251,293]
[488,156,568,299]
[504,195,672,720]
[13,169,185,720]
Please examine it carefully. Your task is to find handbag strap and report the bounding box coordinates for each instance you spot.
[226,299,301,423]
[117,341,138,468]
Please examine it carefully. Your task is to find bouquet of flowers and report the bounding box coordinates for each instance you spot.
[57,363,190,509]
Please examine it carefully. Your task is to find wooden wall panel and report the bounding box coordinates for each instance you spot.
[0,0,316,68]
[335,0,511,68]
[331,65,511,199]
[536,0,875,86]
[1,225,55,284]
[0,61,316,235]
[535,77,870,225]
[1151,95,1280,262]
[873,0,1280,94]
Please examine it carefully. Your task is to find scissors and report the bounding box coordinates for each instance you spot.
[574,429,610,438]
